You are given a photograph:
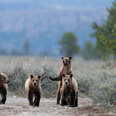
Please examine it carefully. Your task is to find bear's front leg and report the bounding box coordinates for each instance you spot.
[56,89,61,104]
[34,92,41,107]
[0,88,7,104]
[74,91,78,107]
[60,92,66,106]
[28,90,33,106]
[70,91,75,107]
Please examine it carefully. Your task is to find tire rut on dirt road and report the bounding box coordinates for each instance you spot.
[1,96,114,116]
[0,97,81,116]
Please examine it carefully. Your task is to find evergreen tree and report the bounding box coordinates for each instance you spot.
[59,32,80,56]
[91,1,116,60]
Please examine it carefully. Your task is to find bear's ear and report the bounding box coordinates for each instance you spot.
[62,74,65,77]
[69,56,72,60]
[30,74,33,79]
[38,75,41,79]
[61,57,64,60]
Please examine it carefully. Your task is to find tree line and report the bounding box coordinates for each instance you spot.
[0,40,30,56]
[60,0,116,61]
[0,0,116,59]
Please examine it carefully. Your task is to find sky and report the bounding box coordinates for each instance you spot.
[0,0,113,9]
[0,0,114,55]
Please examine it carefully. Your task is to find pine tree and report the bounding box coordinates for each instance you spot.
[59,32,80,57]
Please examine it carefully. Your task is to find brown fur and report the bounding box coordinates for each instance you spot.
[25,74,42,107]
[0,72,9,104]
[49,57,72,104]
[60,74,78,107]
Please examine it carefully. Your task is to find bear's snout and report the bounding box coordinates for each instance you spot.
[34,82,37,86]
[65,82,68,85]
[63,61,68,65]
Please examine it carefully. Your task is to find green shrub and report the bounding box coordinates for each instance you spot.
[89,77,116,105]
[40,66,57,97]
[7,64,28,93]
[5,61,116,105]
[76,72,116,105]
[6,64,57,97]
[76,75,94,95]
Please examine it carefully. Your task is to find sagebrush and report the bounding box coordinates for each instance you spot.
[0,56,116,105]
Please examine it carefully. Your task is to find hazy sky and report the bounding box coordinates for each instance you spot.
[0,0,114,8]
[0,0,114,54]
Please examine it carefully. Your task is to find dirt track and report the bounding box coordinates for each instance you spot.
[0,96,115,116]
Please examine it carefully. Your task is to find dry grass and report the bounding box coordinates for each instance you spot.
[0,56,116,105]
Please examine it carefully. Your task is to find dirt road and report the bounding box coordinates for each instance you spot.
[0,96,115,116]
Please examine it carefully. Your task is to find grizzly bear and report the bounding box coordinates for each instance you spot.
[49,57,72,104]
[0,72,9,104]
[60,74,78,107]
[25,74,42,107]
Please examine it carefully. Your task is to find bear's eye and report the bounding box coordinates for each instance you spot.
[2,78,5,81]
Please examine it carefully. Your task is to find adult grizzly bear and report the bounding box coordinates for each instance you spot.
[49,57,72,104]
[60,74,78,107]
[0,72,9,104]
[25,74,42,107]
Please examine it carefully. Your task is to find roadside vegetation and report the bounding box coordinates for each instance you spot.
[0,56,115,106]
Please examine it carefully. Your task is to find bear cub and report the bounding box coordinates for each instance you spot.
[49,57,73,104]
[60,74,78,107]
[25,74,42,107]
[0,72,9,104]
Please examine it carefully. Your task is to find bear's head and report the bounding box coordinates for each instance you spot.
[30,74,41,88]
[62,74,73,87]
[61,57,72,66]
[0,72,9,84]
